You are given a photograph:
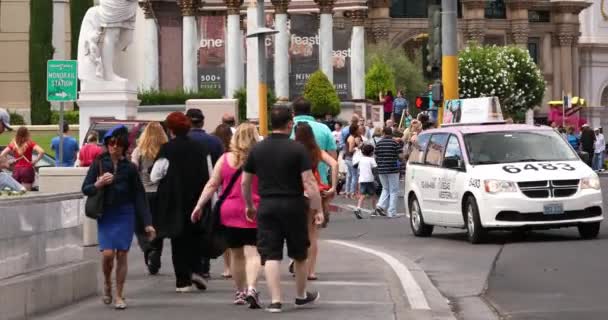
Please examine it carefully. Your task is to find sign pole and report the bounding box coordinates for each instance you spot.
[256,0,268,136]
[59,101,64,166]
[46,59,77,166]
[440,0,459,125]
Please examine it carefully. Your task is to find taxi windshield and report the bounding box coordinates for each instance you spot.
[465,130,578,165]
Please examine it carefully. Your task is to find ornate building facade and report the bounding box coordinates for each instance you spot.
[0,0,594,121]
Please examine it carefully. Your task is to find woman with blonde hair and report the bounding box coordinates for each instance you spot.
[0,127,45,190]
[131,122,168,275]
[191,123,263,308]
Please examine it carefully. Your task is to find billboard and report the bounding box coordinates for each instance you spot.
[198,14,352,100]
[198,16,226,93]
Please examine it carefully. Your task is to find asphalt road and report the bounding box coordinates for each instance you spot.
[327,177,608,320]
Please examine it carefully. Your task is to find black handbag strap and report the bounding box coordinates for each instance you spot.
[218,168,243,203]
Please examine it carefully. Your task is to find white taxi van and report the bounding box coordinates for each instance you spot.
[405,97,603,243]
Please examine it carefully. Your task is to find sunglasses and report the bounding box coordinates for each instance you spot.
[108,139,126,148]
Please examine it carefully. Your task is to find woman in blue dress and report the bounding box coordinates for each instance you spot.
[82,126,155,310]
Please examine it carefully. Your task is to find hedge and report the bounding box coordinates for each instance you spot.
[51,111,80,125]
[29,0,53,124]
[9,112,25,126]
[233,88,276,123]
[138,89,222,105]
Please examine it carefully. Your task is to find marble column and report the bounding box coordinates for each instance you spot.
[52,0,68,111]
[240,15,247,89]
[506,0,530,48]
[572,40,580,97]
[461,0,486,44]
[350,10,366,100]
[552,35,562,99]
[225,0,244,98]
[180,0,199,92]
[558,33,575,95]
[139,1,159,91]
[272,0,291,100]
[315,0,335,83]
[246,0,259,119]
[52,0,68,60]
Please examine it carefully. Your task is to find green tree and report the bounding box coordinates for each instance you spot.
[303,70,341,117]
[70,0,94,59]
[365,42,427,105]
[365,57,394,101]
[459,45,545,120]
[29,0,54,124]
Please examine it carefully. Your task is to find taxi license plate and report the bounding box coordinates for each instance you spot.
[543,203,564,215]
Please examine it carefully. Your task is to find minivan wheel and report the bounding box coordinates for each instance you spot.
[578,222,601,240]
[409,195,433,237]
[465,196,486,244]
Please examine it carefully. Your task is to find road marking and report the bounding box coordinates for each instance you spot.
[326,240,431,310]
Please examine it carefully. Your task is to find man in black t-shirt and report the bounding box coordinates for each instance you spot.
[242,106,324,313]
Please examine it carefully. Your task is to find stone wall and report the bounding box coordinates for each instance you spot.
[0,192,97,320]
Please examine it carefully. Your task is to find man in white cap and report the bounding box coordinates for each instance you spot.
[0,108,13,134]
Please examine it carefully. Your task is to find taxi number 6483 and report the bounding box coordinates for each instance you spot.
[502,163,576,174]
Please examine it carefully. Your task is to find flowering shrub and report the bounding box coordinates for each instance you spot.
[459,45,545,119]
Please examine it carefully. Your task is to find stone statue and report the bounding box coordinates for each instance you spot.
[77,0,138,82]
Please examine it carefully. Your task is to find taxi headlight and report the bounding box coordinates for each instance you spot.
[581,176,601,190]
[484,180,517,193]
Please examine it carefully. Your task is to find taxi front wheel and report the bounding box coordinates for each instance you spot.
[578,222,601,240]
[465,196,486,244]
[409,195,433,237]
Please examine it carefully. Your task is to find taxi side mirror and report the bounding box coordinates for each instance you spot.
[444,157,464,170]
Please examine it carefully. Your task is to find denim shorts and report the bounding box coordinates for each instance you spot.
[359,182,376,196]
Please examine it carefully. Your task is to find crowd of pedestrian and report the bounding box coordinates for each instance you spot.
[0,95,432,313]
[556,122,606,172]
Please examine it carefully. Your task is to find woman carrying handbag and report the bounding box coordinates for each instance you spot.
[191,123,263,308]
[81,125,156,310]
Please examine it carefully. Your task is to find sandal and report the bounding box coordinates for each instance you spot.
[102,285,112,305]
[114,298,127,310]
[307,275,318,281]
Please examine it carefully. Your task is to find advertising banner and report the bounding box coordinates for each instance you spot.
[198,16,226,93]
[198,14,352,100]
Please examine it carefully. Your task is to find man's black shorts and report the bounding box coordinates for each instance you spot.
[224,226,257,249]
[257,196,309,264]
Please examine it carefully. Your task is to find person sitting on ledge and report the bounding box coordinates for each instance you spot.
[0,155,26,192]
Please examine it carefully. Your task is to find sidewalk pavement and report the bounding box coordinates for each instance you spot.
[33,240,416,320]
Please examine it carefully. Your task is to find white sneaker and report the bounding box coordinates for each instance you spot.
[176,285,196,293]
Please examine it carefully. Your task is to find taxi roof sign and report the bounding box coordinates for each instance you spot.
[442,97,504,126]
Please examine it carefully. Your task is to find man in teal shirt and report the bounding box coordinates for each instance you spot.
[290,97,337,184]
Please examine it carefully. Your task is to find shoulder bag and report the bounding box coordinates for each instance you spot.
[200,167,243,259]
[85,159,105,219]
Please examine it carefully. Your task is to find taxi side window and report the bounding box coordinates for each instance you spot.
[425,134,449,166]
[444,135,463,165]
[410,134,431,164]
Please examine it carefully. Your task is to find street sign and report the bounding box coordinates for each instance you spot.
[47,60,78,102]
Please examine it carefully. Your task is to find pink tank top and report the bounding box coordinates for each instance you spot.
[220,156,259,229]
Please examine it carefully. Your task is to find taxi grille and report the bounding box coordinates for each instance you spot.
[517,180,579,199]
